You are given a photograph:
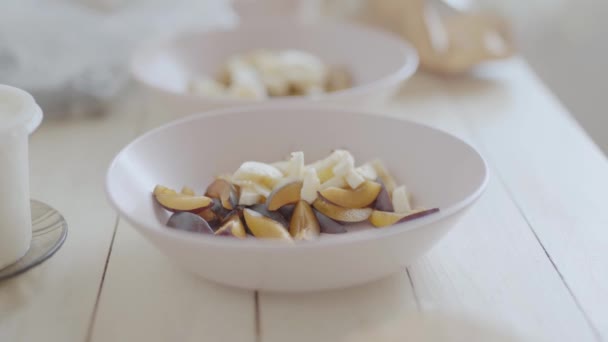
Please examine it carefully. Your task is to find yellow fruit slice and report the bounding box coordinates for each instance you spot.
[289,201,320,240]
[243,209,292,240]
[319,180,381,208]
[312,196,372,223]
[266,181,303,211]
[370,208,440,228]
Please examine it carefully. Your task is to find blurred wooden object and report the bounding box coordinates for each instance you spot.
[358,0,516,74]
[233,0,516,74]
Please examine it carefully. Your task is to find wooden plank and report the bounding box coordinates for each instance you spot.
[408,177,596,341]
[89,221,256,342]
[89,97,256,342]
[0,98,143,342]
[387,71,598,340]
[259,272,418,342]
[439,59,607,339]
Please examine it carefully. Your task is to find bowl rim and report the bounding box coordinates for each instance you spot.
[129,19,419,104]
[106,104,489,250]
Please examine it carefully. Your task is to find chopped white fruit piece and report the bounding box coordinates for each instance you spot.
[310,150,354,183]
[271,160,290,175]
[372,159,397,193]
[392,185,412,213]
[226,58,268,100]
[278,50,327,89]
[332,152,355,177]
[319,175,347,190]
[232,179,271,197]
[189,77,227,98]
[250,183,271,198]
[345,169,365,189]
[301,167,321,203]
[309,149,348,171]
[232,161,283,188]
[287,151,305,179]
[271,177,297,191]
[239,187,263,206]
[355,162,378,180]
[246,51,291,97]
[190,49,351,100]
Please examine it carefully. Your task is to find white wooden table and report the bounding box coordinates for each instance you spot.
[1,58,607,342]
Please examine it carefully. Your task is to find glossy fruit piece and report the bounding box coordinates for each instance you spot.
[249,203,290,228]
[371,160,397,194]
[312,196,372,223]
[205,179,239,210]
[318,167,334,183]
[319,175,347,190]
[232,179,272,196]
[285,151,305,179]
[153,185,178,196]
[215,214,247,238]
[243,209,292,240]
[374,181,394,212]
[198,198,231,227]
[166,212,214,234]
[313,209,346,234]
[198,207,219,226]
[355,162,378,181]
[212,198,233,219]
[345,169,365,189]
[311,150,352,183]
[154,186,213,213]
[266,181,303,210]
[369,208,440,228]
[289,201,320,240]
[181,186,195,196]
[319,180,381,208]
[301,166,321,203]
[392,185,412,213]
[271,160,290,174]
[238,186,264,206]
[232,161,283,189]
[278,204,296,219]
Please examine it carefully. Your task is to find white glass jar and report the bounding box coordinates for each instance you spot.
[0,85,42,269]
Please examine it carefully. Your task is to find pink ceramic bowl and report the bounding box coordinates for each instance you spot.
[130,19,418,115]
[105,105,488,292]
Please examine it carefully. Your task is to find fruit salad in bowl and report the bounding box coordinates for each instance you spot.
[189,49,353,100]
[153,150,439,241]
[105,105,488,291]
